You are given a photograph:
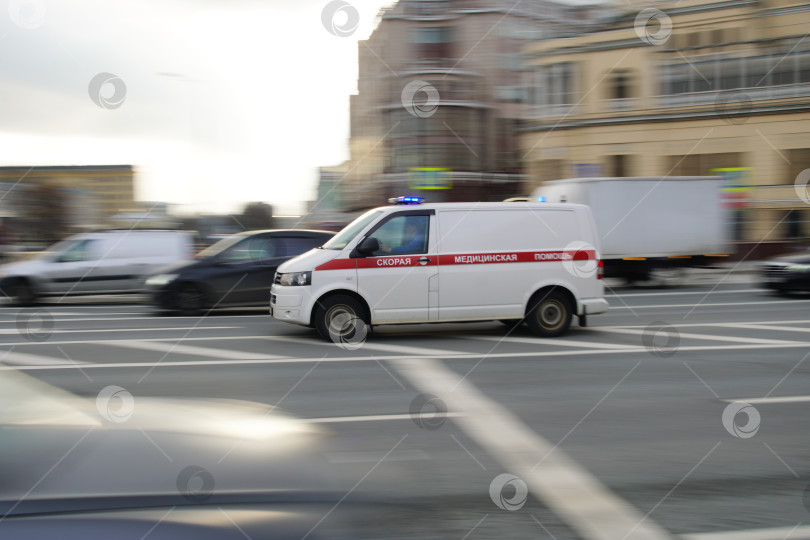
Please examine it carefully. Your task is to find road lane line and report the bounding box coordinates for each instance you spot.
[592,327,804,345]
[264,335,460,357]
[608,300,810,310]
[721,396,810,405]
[608,289,766,298]
[101,340,283,360]
[5,342,810,372]
[0,350,74,366]
[306,412,463,423]
[713,323,810,334]
[681,524,810,540]
[388,356,673,540]
[464,335,634,350]
[596,320,810,329]
[0,326,238,335]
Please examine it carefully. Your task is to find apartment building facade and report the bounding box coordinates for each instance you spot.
[336,0,606,210]
[521,0,810,250]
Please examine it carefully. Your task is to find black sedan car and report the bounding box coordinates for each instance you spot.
[760,250,810,293]
[146,229,333,314]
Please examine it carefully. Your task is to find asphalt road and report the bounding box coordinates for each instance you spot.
[2,270,810,539]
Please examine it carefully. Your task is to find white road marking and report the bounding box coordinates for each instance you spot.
[264,335,459,357]
[592,327,804,346]
[681,525,810,540]
[721,396,810,405]
[4,342,810,371]
[608,300,810,310]
[597,319,810,329]
[714,323,810,334]
[387,356,673,540]
[465,335,637,350]
[306,412,463,423]
[102,340,282,360]
[0,350,74,366]
[0,326,238,335]
[325,449,431,464]
[608,289,766,298]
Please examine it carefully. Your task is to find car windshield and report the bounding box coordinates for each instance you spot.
[194,233,248,258]
[38,238,83,260]
[321,209,384,250]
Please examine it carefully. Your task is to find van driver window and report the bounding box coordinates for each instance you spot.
[372,215,429,256]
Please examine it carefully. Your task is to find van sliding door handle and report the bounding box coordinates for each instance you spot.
[418,257,432,265]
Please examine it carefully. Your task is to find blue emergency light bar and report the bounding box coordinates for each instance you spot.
[537,196,547,202]
[389,196,424,205]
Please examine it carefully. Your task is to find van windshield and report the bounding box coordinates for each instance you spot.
[322,209,384,250]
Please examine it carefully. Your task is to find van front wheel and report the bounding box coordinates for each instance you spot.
[526,290,572,338]
[315,295,368,344]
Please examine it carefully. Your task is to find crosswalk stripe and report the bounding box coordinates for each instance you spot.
[101,340,282,360]
[592,327,804,345]
[463,335,633,350]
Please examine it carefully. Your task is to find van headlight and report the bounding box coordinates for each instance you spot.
[277,271,312,286]
[145,274,179,287]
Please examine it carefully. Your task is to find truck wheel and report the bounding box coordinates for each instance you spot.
[526,290,572,337]
[177,283,206,315]
[315,295,368,343]
[649,267,684,288]
[9,280,36,307]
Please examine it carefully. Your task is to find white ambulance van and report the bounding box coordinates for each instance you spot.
[270,198,608,340]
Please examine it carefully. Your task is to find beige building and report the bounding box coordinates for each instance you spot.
[337,0,607,210]
[521,0,810,252]
[0,165,135,222]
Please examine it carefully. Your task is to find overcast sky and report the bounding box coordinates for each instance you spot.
[0,0,395,215]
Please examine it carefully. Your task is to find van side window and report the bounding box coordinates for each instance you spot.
[56,240,94,263]
[371,215,429,256]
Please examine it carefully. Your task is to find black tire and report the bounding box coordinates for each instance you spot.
[526,290,572,338]
[9,280,36,307]
[314,295,368,342]
[177,283,206,315]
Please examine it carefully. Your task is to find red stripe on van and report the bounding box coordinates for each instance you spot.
[314,250,595,271]
[439,250,595,265]
[315,259,357,271]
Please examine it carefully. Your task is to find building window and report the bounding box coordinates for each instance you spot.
[608,155,631,177]
[530,62,577,113]
[411,27,453,60]
[610,70,633,100]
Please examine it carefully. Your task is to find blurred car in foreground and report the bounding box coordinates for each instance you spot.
[146,229,333,314]
[760,250,810,293]
[0,230,194,306]
[0,368,376,539]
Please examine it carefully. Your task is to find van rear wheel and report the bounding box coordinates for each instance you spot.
[315,295,368,344]
[526,290,572,338]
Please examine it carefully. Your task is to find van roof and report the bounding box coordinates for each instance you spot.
[380,202,587,212]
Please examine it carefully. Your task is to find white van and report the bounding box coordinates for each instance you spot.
[0,230,193,305]
[270,199,608,340]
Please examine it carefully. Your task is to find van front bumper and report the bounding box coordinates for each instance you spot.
[270,285,312,326]
[581,298,609,315]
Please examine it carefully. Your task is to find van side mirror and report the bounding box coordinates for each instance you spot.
[352,237,379,258]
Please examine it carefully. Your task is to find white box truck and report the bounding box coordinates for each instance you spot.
[531,177,732,283]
